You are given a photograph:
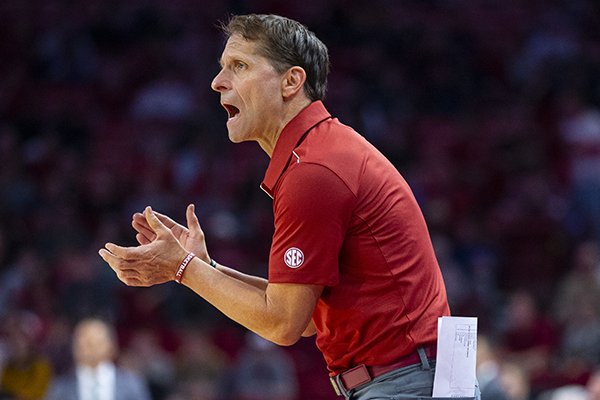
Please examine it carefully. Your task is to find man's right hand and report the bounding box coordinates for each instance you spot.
[131,204,211,264]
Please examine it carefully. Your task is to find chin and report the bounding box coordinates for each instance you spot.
[228,129,254,144]
[228,132,245,143]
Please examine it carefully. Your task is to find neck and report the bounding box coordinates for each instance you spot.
[259,97,313,157]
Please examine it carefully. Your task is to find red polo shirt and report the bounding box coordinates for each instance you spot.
[261,101,450,374]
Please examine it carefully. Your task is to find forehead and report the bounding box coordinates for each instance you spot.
[218,34,280,74]
[221,34,261,58]
[76,321,110,341]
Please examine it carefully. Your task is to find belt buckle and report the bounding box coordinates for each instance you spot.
[330,364,372,396]
[330,376,342,396]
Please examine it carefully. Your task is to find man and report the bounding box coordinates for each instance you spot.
[99,14,457,399]
[45,318,151,400]
[477,335,509,400]
[0,311,52,400]
[586,368,600,400]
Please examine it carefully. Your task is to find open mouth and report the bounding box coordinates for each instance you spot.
[223,104,240,120]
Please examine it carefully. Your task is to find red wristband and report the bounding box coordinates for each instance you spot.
[175,252,195,284]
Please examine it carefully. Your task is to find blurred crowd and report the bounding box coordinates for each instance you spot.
[1,0,600,399]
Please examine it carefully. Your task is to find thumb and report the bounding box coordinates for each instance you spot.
[186,204,202,236]
[144,206,168,235]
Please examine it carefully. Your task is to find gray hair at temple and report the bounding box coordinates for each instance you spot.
[220,14,330,101]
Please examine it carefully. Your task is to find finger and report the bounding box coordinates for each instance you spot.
[155,212,188,239]
[153,211,182,230]
[103,242,142,260]
[98,249,145,286]
[98,248,125,273]
[186,204,202,235]
[132,219,156,242]
[132,212,151,230]
[144,206,170,235]
[151,211,191,242]
[133,210,177,231]
[136,232,151,245]
[98,247,113,263]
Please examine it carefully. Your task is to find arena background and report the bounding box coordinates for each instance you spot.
[1,0,600,399]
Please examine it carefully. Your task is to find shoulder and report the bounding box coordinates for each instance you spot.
[293,120,383,192]
[45,374,78,400]
[115,366,143,384]
[276,162,356,206]
[302,117,370,162]
[115,367,151,399]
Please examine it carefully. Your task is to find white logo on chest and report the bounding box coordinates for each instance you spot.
[284,247,304,268]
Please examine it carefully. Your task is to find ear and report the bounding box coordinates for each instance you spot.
[281,66,307,99]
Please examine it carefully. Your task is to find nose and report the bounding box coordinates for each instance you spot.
[211,69,229,93]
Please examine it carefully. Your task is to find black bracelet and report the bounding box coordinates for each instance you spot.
[210,259,217,268]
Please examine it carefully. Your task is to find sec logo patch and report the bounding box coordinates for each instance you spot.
[284,247,304,269]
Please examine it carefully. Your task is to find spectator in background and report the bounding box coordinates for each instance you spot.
[130,68,197,121]
[554,240,600,326]
[221,332,298,400]
[477,335,509,400]
[499,361,532,400]
[586,368,600,400]
[45,318,151,400]
[118,328,176,400]
[539,385,587,400]
[559,92,600,242]
[499,290,558,392]
[553,240,600,383]
[162,325,227,400]
[0,311,52,400]
[0,248,49,318]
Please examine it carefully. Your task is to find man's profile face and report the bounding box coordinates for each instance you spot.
[211,34,286,144]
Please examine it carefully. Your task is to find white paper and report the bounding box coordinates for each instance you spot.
[432,316,477,398]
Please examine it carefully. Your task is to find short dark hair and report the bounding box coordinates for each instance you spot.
[220,14,330,101]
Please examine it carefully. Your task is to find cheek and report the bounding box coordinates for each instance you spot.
[258,87,282,112]
[248,75,281,101]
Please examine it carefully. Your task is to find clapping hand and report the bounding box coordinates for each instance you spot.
[131,204,211,264]
[98,205,210,286]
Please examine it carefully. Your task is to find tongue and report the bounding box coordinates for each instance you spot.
[227,105,240,119]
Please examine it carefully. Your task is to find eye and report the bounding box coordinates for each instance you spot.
[233,61,246,71]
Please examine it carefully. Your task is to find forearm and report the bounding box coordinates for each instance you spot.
[216,263,316,337]
[214,262,268,290]
[181,257,315,345]
[214,262,317,337]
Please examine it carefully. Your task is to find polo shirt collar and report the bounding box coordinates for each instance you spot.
[260,100,331,198]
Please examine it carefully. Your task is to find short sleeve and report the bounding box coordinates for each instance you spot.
[268,162,356,285]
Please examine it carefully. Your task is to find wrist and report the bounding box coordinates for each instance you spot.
[175,252,195,284]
